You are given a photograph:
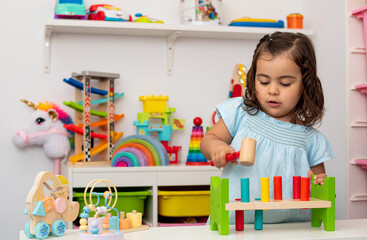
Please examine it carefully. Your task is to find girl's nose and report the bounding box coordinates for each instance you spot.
[268,84,279,95]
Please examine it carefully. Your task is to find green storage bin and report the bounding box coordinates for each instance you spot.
[73,190,151,216]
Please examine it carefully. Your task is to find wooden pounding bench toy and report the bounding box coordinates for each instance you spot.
[210,138,257,166]
[210,175,335,235]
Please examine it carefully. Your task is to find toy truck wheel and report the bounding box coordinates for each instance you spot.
[51,220,66,237]
[96,11,105,20]
[34,222,50,239]
[24,221,35,238]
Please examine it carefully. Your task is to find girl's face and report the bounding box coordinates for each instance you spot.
[255,52,302,123]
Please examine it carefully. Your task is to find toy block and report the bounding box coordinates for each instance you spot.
[32,201,47,216]
[241,178,250,202]
[274,176,282,200]
[311,176,335,231]
[260,178,270,202]
[210,177,229,235]
[254,210,263,230]
[293,176,301,199]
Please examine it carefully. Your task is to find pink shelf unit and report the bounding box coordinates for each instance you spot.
[355,83,367,94]
[353,5,367,65]
[355,159,367,169]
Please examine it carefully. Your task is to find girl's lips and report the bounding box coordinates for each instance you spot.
[268,101,280,107]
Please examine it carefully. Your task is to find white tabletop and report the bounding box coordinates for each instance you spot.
[20,219,367,240]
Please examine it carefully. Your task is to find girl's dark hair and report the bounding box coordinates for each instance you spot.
[243,32,324,126]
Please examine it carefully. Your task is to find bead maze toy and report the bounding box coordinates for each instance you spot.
[210,175,335,235]
[78,179,148,240]
[62,71,125,166]
[111,134,170,167]
[133,95,185,164]
[13,100,74,174]
[23,171,80,239]
[209,138,257,166]
[186,117,208,165]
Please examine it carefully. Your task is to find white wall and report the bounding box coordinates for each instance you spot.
[0,0,346,238]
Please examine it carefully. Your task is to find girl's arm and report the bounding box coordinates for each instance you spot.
[200,118,234,168]
[309,162,327,185]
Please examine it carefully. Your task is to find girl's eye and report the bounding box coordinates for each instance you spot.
[260,81,269,85]
[281,83,291,87]
[35,117,46,125]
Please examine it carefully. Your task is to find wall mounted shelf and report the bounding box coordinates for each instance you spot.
[44,19,313,74]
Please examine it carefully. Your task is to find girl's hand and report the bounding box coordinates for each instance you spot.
[210,145,236,168]
[308,170,327,185]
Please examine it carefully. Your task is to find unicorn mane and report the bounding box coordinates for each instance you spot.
[38,101,73,125]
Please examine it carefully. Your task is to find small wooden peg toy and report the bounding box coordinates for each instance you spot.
[119,211,131,229]
[126,210,142,228]
[210,138,257,166]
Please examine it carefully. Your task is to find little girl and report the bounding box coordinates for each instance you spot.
[201,32,335,223]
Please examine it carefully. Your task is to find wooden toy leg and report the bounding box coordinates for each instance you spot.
[254,210,263,230]
[311,176,335,231]
[210,177,229,235]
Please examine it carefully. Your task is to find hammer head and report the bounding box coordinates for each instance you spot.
[238,138,257,166]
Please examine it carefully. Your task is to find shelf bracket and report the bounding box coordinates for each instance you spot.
[167,31,181,76]
[44,26,52,73]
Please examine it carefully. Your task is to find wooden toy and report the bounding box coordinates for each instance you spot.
[210,175,335,235]
[78,179,149,239]
[133,95,185,164]
[211,63,247,125]
[186,117,208,165]
[13,100,73,174]
[23,171,80,239]
[62,71,124,166]
[210,138,257,166]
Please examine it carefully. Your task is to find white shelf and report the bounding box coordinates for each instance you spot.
[44,19,313,74]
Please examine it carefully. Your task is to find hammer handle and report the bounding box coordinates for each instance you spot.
[209,151,240,166]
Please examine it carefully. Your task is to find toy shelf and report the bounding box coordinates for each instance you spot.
[44,19,313,74]
[61,164,221,227]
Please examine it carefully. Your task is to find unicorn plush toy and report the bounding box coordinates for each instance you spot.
[13,100,73,174]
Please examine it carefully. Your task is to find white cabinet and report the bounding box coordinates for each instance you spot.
[347,0,367,219]
[61,165,221,227]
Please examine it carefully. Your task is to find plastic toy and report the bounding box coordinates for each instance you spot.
[209,138,256,166]
[78,179,148,239]
[62,71,124,166]
[286,13,303,29]
[134,13,164,23]
[229,18,284,28]
[211,64,247,125]
[186,117,208,165]
[23,171,79,239]
[13,100,73,174]
[210,175,335,235]
[87,4,133,22]
[133,95,185,164]
[55,0,86,19]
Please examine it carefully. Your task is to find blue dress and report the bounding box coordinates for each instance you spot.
[216,97,335,224]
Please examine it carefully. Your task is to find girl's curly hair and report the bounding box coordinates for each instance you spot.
[243,32,324,126]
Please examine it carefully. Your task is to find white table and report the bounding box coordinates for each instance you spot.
[20,219,367,240]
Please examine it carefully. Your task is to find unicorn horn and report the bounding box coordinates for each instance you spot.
[20,99,38,110]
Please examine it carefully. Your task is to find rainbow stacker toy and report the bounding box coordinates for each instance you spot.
[186,117,208,165]
[133,95,185,164]
[62,71,125,166]
[210,175,335,235]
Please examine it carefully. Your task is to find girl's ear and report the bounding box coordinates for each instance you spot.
[48,109,58,122]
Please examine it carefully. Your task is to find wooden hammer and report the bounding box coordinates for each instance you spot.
[210,138,257,166]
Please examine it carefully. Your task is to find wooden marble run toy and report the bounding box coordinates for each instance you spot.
[62,71,125,166]
[78,179,148,240]
[210,175,335,235]
[111,134,170,167]
[133,95,185,164]
[209,138,257,166]
[186,117,208,165]
[23,171,80,239]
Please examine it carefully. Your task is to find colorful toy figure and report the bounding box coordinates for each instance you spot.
[87,4,133,22]
[55,0,86,19]
[23,172,80,239]
[13,100,73,174]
